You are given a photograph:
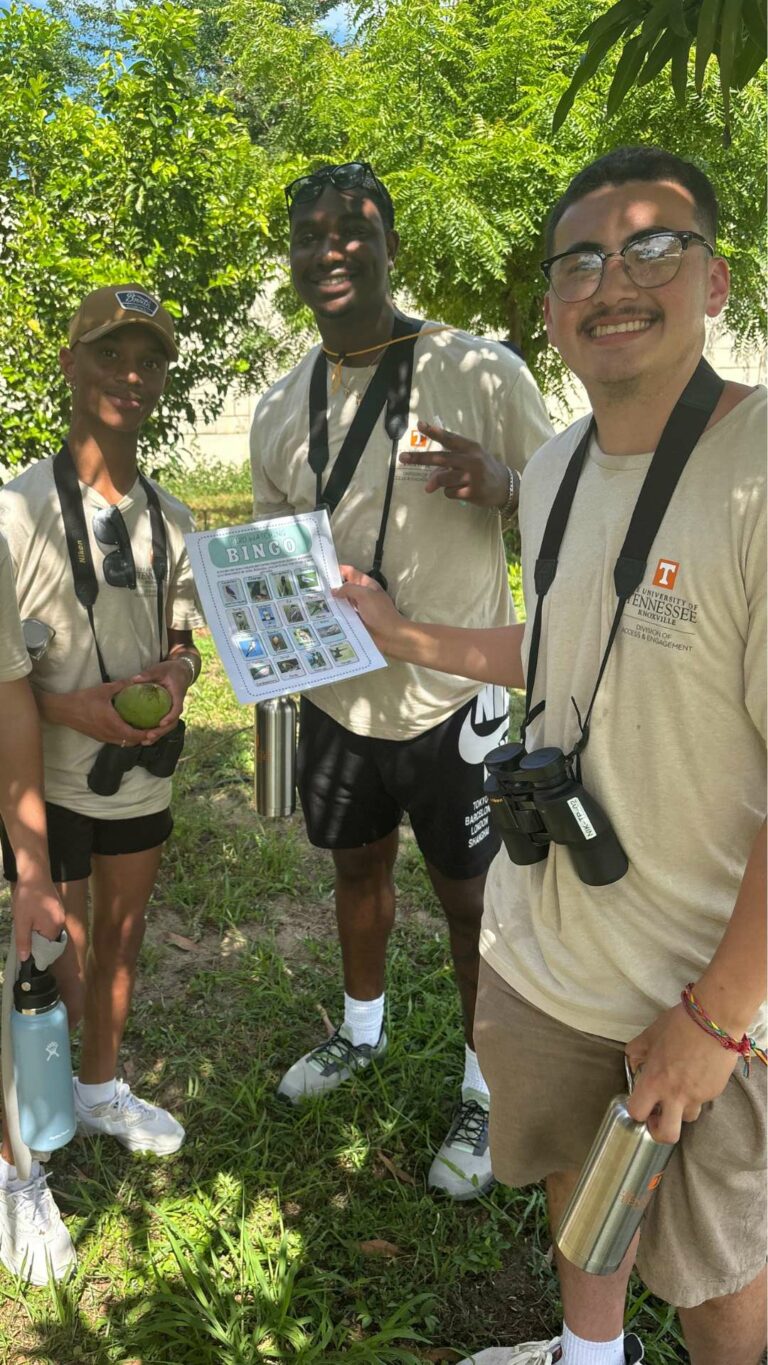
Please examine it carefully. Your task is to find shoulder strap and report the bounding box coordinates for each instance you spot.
[522,358,724,754]
[53,444,170,681]
[308,315,423,514]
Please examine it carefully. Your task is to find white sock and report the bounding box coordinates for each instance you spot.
[75,1077,117,1108]
[561,1323,625,1365]
[462,1045,490,1099]
[343,992,385,1047]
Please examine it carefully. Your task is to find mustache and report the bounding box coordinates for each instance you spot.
[579,306,662,335]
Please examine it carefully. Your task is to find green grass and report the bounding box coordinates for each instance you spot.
[0,467,689,1364]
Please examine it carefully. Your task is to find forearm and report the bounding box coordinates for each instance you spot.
[166,630,202,684]
[389,619,526,689]
[0,679,50,880]
[694,819,767,1036]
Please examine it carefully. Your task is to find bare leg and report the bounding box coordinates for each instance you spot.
[1,878,89,1164]
[332,830,399,1001]
[678,1267,767,1365]
[548,1169,638,1341]
[424,862,486,1047]
[77,845,163,1084]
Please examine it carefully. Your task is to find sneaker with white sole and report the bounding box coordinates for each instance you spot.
[276,1023,387,1104]
[457,1332,644,1364]
[0,1164,76,1285]
[74,1080,185,1154]
[428,1087,494,1200]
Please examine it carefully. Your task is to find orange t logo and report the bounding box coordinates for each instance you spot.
[653,558,679,589]
[409,429,428,449]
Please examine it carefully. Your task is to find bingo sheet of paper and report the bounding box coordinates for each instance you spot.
[185,509,386,703]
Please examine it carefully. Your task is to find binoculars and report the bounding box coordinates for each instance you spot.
[484,741,628,886]
[87,722,186,796]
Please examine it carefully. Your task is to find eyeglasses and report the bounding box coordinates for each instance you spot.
[92,506,136,589]
[540,229,715,303]
[285,161,392,218]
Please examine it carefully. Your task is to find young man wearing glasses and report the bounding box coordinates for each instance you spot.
[336,147,766,1364]
[0,287,203,1283]
[251,160,552,1197]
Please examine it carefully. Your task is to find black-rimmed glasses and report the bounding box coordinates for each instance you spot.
[540,230,715,303]
[285,161,390,214]
[92,506,137,589]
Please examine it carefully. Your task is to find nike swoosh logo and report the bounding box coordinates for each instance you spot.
[458,705,510,765]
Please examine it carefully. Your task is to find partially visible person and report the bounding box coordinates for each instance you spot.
[337,147,766,1364]
[0,286,204,1283]
[251,160,553,1199]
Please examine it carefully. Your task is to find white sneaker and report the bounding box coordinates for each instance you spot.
[276,1023,388,1104]
[457,1335,643,1365]
[0,1164,76,1285]
[457,1341,563,1365]
[428,1088,494,1200]
[74,1080,185,1154]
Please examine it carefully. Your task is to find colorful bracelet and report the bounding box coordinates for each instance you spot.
[681,983,767,1078]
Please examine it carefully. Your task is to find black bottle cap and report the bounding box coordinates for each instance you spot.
[13,958,60,1013]
[518,746,568,786]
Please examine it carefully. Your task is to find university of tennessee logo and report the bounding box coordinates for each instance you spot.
[409,428,428,449]
[652,558,680,590]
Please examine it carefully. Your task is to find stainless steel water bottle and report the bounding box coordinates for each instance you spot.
[555,1061,676,1275]
[11,958,76,1152]
[254,697,297,817]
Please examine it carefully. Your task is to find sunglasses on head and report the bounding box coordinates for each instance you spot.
[284,161,393,223]
[92,506,137,589]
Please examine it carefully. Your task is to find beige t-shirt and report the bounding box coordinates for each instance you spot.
[0,532,30,683]
[481,388,767,1044]
[0,458,204,819]
[251,324,553,739]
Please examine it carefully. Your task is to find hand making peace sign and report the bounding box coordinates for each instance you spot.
[398,419,516,511]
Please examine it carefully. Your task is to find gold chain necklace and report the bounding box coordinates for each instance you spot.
[323,325,452,394]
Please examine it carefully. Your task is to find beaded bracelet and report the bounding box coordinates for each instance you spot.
[171,653,198,687]
[499,465,519,518]
[681,983,767,1078]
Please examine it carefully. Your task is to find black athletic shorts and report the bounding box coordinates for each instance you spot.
[1,803,173,884]
[297,686,509,879]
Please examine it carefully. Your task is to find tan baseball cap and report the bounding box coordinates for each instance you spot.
[67,284,178,361]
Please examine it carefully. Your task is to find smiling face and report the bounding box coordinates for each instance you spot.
[543,179,729,398]
[60,324,169,433]
[289,186,399,327]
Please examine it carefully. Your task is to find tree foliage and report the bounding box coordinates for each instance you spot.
[222,0,766,394]
[555,0,766,143]
[0,2,269,472]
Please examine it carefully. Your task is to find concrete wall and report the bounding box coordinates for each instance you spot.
[184,319,766,469]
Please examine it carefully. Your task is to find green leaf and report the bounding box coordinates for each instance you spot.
[671,32,692,102]
[577,0,644,46]
[637,27,679,82]
[733,30,767,85]
[552,27,627,132]
[695,0,724,92]
[606,32,653,117]
[743,0,767,44]
[719,0,744,139]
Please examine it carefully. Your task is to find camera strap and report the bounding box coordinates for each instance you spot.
[522,357,725,766]
[52,442,169,684]
[308,314,423,588]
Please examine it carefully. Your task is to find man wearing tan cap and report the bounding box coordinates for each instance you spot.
[0,285,203,1283]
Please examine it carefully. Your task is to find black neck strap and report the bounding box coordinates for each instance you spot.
[522,358,725,764]
[53,442,168,684]
[308,314,423,589]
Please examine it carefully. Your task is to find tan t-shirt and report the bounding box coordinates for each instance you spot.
[0,458,204,819]
[481,387,767,1043]
[251,324,553,739]
[0,532,30,683]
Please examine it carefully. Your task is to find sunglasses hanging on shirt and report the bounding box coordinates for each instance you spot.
[92,505,137,589]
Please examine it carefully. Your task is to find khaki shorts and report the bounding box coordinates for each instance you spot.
[475,959,767,1310]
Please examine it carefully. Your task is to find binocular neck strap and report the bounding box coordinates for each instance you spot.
[522,357,725,761]
[53,443,169,684]
[308,315,423,590]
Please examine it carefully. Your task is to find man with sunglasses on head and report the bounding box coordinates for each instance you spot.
[0,286,203,1283]
[251,159,552,1198]
[336,147,766,1363]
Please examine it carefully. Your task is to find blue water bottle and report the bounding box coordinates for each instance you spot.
[11,957,76,1152]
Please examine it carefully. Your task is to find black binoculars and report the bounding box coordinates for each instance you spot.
[484,741,628,886]
[87,721,186,797]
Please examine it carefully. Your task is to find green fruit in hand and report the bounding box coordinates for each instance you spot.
[114,682,172,729]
